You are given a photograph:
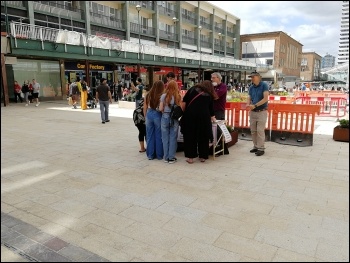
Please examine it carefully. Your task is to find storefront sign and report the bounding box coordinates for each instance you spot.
[64,62,112,71]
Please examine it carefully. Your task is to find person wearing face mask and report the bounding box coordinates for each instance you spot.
[210,72,229,156]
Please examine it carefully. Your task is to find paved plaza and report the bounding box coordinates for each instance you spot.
[1,100,349,262]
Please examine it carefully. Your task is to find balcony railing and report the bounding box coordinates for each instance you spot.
[214,26,224,34]
[200,20,211,30]
[1,1,24,7]
[182,35,196,45]
[129,1,154,10]
[10,21,257,68]
[90,13,124,30]
[226,47,234,54]
[226,31,235,38]
[159,29,176,41]
[33,1,83,20]
[130,22,155,36]
[181,14,196,25]
[158,6,177,18]
[200,40,211,49]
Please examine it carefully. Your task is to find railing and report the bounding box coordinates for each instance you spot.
[227,31,235,38]
[181,14,196,24]
[10,22,257,68]
[159,29,176,40]
[90,13,124,30]
[129,1,154,10]
[158,6,177,18]
[1,1,24,7]
[182,35,196,45]
[200,40,211,48]
[226,47,234,54]
[33,2,83,20]
[214,26,224,34]
[200,20,211,30]
[130,22,155,36]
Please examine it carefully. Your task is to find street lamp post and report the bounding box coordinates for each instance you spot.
[173,17,178,68]
[244,42,248,63]
[136,5,141,77]
[198,25,202,82]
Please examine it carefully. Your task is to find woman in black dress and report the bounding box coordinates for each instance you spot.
[181,80,218,163]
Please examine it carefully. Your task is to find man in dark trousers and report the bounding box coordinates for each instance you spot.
[211,72,229,155]
[96,78,112,124]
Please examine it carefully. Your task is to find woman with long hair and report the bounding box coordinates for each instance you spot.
[143,80,165,160]
[181,80,217,163]
[159,80,182,163]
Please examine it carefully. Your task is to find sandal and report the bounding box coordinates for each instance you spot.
[139,149,146,153]
[186,159,194,164]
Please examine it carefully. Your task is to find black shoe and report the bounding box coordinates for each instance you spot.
[102,121,105,124]
[255,150,265,156]
[250,148,258,153]
[105,120,110,122]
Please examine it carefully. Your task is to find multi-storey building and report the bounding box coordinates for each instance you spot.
[337,1,349,64]
[321,53,336,68]
[1,1,255,103]
[300,52,322,82]
[241,31,303,87]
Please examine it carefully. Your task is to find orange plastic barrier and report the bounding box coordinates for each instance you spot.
[295,96,347,118]
[268,95,295,104]
[225,102,321,146]
[269,104,321,146]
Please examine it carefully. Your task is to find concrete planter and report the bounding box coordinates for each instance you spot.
[118,101,135,109]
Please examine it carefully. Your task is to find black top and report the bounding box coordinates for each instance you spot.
[96,84,110,101]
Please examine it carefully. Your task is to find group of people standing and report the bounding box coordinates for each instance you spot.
[68,77,89,110]
[133,70,269,163]
[14,79,40,107]
[133,72,229,164]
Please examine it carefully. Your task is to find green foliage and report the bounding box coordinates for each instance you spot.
[338,119,349,128]
[226,124,234,132]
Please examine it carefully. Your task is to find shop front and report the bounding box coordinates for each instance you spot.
[89,63,114,89]
[64,61,87,84]
[12,58,61,98]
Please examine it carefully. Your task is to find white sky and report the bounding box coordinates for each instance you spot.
[208,1,343,58]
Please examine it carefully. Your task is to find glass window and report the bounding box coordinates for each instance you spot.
[12,59,62,97]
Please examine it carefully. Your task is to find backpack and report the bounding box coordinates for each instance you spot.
[69,82,78,95]
[170,104,183,120]
[133,98,145,125]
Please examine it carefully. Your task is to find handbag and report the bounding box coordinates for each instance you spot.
[170,104,183,120]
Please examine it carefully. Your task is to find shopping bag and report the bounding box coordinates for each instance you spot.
[68,96,73,106]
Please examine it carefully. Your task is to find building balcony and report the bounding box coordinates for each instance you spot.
[130,22,155,36]
[159,29,177,41]
[181,14,196,25]
[199,20,211,30]
[182,35,196,45]
[158,6,177,18]
[1,1,24,7]
[90,13,124,30]
[33,1,83,20]
[129,1,154,11]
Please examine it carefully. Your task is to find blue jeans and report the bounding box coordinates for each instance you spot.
[161,114,179,161]
[146,108,163,160]
[99,100,109,121]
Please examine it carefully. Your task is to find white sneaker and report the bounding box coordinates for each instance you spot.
[35,104,39,107]
[25,104,28,106]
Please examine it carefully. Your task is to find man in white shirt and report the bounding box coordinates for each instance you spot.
[32,79,40,107]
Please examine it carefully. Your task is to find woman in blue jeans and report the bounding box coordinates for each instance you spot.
[143,80,164,160]
[159,80,182,164]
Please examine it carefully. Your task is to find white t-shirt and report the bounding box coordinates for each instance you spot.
[33,83,40,93]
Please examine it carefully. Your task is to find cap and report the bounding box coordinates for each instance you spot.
[248,71,261,77]
[100,78,107,83]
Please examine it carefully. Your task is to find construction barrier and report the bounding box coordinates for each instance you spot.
[295,96,347,118]
[268,95,295,104]
[269,104,321,146]
[225,102,321,146]
[225,102,272,141]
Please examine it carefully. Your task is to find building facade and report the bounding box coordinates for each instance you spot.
[337,1,349,64]
[241,31,303,87]
[321,54,336,68]
[300,52,322,82]
[1,1,256,104]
